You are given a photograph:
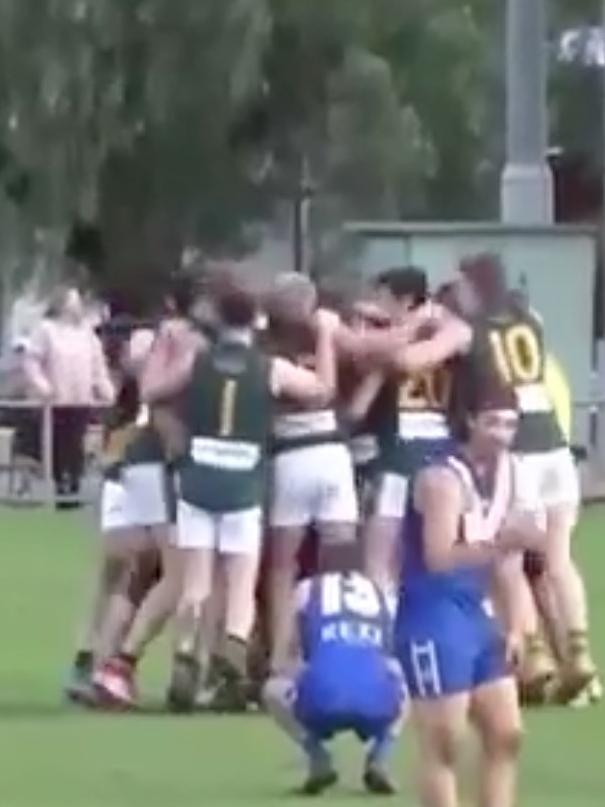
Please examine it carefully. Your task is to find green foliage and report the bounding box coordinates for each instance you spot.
[0,0,599,298]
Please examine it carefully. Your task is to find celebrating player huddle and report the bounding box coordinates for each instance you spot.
[65,255,598,804]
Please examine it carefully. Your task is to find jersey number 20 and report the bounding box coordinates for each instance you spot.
[321,574,382,618]
[399,367,452,411]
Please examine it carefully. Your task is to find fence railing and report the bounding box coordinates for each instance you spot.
[1,397,605,508]
[0,399,106,508]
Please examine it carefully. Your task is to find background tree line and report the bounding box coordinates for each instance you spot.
[0,0,600,310]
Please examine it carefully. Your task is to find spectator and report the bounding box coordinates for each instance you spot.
[24,286,114,507]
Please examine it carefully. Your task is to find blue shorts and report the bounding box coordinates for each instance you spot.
[294,654,403,741]
[396,605,509,699]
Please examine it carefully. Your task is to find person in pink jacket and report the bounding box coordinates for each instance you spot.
[24,286,114,506]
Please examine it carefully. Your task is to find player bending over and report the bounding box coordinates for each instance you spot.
[264,571,405,796]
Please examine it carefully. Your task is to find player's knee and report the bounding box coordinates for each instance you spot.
[102,555,131,594]
[126,550,162,608]
[523,550,546,581]
[484,723,524,758]
[428,724,460,768]
[262,676,291,711]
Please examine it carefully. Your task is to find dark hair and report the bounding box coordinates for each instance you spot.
[215,272,257,328]
[467,382,517,417]
[458,253,507,306]
[164,272,198,318]
[374,266,427,307]
[451,378,517,441]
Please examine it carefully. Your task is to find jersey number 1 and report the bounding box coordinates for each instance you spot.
[219,379,237,437]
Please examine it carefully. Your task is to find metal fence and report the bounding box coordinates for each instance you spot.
[0,398,604,508]
[0,399,105,508]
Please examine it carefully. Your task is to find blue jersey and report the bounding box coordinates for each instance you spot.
[399,452,512,614]
[298,572,392,662]
[395,451,513,698]
[295,573,403,740]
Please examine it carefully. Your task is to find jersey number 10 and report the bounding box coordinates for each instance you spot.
[488,324,541,385]
[321,574,382,618]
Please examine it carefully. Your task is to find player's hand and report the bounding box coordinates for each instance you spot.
[315,307,341,335]
[499,511,547,555]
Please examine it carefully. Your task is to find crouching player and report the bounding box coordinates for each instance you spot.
[264,571,405,796]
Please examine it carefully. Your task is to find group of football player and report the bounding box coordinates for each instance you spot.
[63,254,599,803]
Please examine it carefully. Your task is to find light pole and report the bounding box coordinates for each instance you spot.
[501,0,554,224]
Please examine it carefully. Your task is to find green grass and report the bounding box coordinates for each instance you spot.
[0,507,603,806]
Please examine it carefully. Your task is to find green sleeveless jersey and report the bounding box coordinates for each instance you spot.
[461,309,565,453]
[377,360,455,477]
[178,336,271,512]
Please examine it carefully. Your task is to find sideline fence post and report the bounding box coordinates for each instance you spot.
[42,403,54,509]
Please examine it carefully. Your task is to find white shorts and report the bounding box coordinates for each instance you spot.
[175,499,262,555]
[100,463,172,532]
[270,443,358,529]
[513,447,580,511]
[373,472,410,520]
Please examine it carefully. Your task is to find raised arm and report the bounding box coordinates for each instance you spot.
[270,309,339,407]
[392,310,472,374]
[139,323,206,403]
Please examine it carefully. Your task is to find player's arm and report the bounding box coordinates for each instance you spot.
[344,370,384,424]
[491,552,525,635]
[270,309,339,407]
[391,310,472,374]
[491,551,526,668]
[416,467,500,572]
[139,326,206,403]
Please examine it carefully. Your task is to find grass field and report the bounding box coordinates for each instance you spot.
[0,507,604,807]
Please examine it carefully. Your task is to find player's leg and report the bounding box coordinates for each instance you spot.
[397,618,481,807]
[65,480,139,702]
[362,473,407,601]
[362,658,407,795]
[411,695,469,807]
[505,552,556,704]
[539,451,596,696]
[267,451,311,670]
[166,502,216,710]
[314,443,359,572]
[209,508,262,711]
[93,534,181,707]
[470,677,523,807]
[264,673,338,795]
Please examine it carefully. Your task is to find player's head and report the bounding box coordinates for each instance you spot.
[348,298,391,332]
[374,266,427,323]
[456,253,507,316]
[464,383,518,459]
[212,266,258,329]
[435,281,464,317]
[265,273,318,346]
[163,271,199,319]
